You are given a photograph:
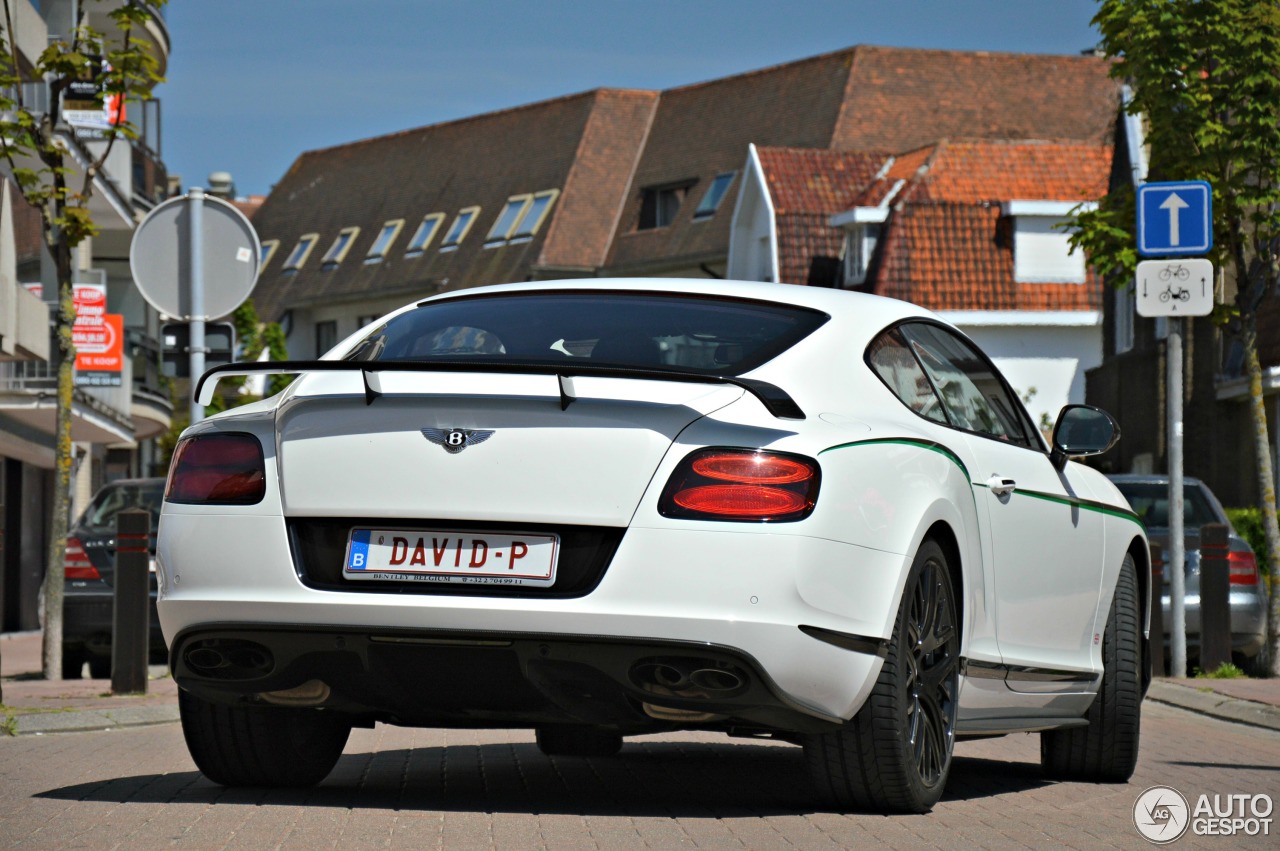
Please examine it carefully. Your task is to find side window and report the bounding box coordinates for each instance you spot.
[866,328,948,424]
[898,323,1031,447]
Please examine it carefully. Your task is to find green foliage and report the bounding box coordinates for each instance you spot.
[1080,0,1280,309]
[1226,507,1275,575]
[1195,662,1246,679]
[1,1,168,247]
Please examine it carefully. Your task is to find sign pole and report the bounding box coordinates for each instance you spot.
[1135,180,1214,681]
[188,188,206,425]
[1167,318,1187,678]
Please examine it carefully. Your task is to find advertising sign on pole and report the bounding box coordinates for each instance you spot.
[74,313,124,386]
[70,283,123,386]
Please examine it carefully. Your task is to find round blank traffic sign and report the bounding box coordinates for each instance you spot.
[130,192,261,319]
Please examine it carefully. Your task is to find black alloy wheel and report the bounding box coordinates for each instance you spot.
[805,539,960,813]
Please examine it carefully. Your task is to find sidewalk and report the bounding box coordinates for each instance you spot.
[1,631,178,735]
[3,630,1280,736]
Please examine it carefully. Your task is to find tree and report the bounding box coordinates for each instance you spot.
[1073,0,1280,675]
[0,0,167,679]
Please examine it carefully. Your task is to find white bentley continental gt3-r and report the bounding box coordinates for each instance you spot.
[158,279,1150,813]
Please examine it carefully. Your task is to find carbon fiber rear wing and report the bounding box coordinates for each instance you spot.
[194,359,805,420]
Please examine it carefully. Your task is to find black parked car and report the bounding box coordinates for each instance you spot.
[62,477,166,678]
[1108,474,1268,675]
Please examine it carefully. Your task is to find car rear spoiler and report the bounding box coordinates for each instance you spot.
[194,360,805,420]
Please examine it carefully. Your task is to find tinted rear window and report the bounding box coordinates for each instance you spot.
[345,291,829,375]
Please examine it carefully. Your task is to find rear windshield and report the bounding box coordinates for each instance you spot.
[344,291,829,375]
[79,481,163,531]
[1111,482,1221,530]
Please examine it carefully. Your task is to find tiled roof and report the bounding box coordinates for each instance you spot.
[249,89,655,321]
[604,49,859,273]
[754,147,889,284]
[756,147,889,213]
[605,45,1118,275]
[901,140,1113,204]
[833,46,1120,151]
[872,202,1102,312]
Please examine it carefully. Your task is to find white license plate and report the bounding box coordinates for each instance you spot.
[344,529,559,586]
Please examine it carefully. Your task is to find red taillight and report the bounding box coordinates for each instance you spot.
[166,433,266,504]
[64,537,100,580]
[1228,550,1259,585]
[659,449,820,522]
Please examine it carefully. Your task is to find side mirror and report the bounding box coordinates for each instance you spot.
[1050,404,1120,471]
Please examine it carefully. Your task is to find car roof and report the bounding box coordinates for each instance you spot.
[418,277,940,334]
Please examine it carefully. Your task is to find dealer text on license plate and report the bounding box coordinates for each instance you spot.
[344,529,558,586]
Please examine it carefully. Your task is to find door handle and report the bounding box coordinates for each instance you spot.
[986,475,1016,497]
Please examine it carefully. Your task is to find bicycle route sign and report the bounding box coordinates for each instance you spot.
[1135,258,1214,317]
[1136,180,1212,256]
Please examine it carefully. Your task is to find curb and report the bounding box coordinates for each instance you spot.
[9,704,180,736]
[1146,681,1280,732]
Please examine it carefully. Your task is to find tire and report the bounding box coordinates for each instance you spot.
[535,725,623,757]
[804,539,960,813]
[1041,554,1141,781]
[179,689,351,787]
[87,655,111,680]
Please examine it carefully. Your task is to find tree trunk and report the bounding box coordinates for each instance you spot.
[1241,319,1280,677]
[39,256,76,680]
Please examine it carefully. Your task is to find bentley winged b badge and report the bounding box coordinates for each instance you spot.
[421,427,495,454]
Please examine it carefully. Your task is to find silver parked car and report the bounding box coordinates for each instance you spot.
[1108,474,1267,675]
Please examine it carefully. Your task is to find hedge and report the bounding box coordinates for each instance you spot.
[1225,507,1275,576]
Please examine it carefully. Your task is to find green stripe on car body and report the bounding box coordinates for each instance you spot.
[819,437,971,481]
[820,437,1142,529]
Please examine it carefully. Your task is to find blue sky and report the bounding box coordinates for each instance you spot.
[161,1,1105,198]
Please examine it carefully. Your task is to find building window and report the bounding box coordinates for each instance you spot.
[282,234,319,272]
[842,224,882,287]
[405,213,445,255]
[693,172,736,220]
[260,239,279,269]
[441,206,480,250]
[315,320,338,357]
[485,190,560,247]
[638,183,691,230]
[366,220,404,262]
[485,195,532,246]
[320,227,360,268]
[513,189,558,239]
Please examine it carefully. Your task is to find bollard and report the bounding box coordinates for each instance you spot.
[1149,542,1165,677]
[1198,523,1231,674]
[112,508,151,695]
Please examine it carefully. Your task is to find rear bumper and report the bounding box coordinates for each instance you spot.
[169,624,849,734]
[1159,591,1267,657]
[158,514,907,722]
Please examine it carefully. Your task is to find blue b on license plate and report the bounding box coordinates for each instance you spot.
[344,528,558,586]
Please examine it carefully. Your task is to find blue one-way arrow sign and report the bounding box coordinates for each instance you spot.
[1137,180,1212,256]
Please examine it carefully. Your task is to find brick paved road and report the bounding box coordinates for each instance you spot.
[1,701,1277,849]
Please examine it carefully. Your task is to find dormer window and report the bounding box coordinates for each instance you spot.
[366,220,404,263]
[1002,201,1095,283]
[441,206,480,251]
[405,213,445,255]
[282,234,318,272]
[260,239,279,269]
[829,207,889,288]
[638,181,693,230]
[320,226,360,269]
